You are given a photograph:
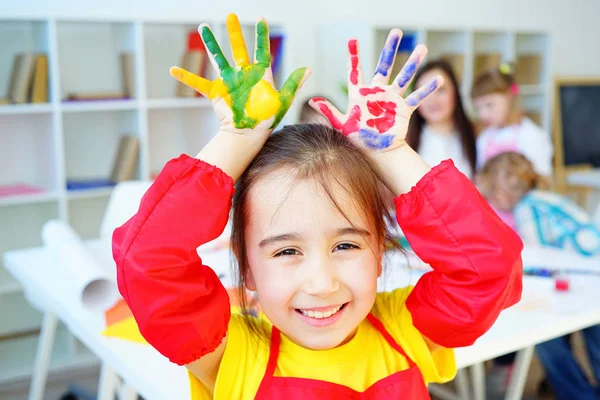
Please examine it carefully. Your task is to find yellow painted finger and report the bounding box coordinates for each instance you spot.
[169,66,212,97]
[226,14,250,66]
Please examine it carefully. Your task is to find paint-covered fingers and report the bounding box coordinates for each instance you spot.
[309,97,345,128]
[279,67,311,99]
[255,18,271,66]
[169,66,212,97]
[405,75,444,109]
[393,44,428,93]
[199,23,230,73]
[269,67,311,128]
[347,38,364,88]
[372,29,402,85]
[226,14,250,67]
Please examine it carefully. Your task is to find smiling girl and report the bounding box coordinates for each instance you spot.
[113,14,523,399]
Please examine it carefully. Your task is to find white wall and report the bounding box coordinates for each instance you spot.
[2,0,598,104]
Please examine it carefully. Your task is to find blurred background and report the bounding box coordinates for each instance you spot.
[2,0,600,399]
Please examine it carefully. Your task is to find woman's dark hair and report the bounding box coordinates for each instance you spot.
[406,60,477,174]
[231,123,401,324]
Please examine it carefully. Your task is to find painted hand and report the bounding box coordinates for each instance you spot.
[310,30,442,152]
[170,14,311,135]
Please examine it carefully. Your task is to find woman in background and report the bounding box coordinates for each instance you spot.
[406,60,477,179]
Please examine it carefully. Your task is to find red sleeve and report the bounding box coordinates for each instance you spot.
[396,160,523,348]
[112,154,233,365]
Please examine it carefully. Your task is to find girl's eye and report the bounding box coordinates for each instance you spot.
[274,248,301,257]
[334,243,359,251]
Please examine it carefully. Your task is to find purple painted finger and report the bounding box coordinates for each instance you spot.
[406,77,441,107]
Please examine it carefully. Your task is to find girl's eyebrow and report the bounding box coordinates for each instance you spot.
[259,233,302,248]
[335,227,371,237]
[258,228,371,248]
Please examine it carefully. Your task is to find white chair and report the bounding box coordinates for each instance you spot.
[99,181,152,239]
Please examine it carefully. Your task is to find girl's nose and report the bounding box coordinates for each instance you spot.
[302,257,340,297]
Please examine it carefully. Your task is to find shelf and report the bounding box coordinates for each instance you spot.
[147,97,211,109]
[0,326,99,386]
[0,290,42,337]
[0,20,51,103]
[0,191,59,207]
[57,21,136,101]
[0,202,58,290]
[147,107,219,175]
[63,109,140,182]
[426,30,468,84]
[0,113,57,193]
[61,99,138,112]
[0,103,53,115]
[519,84,545,95]
[144,22,217,99]
[67,187,114,200]
[67,196,111,239]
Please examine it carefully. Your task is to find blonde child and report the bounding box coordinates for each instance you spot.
[472,66,553,178]
[113,14,523,399]
[477,151,600,254]
[477,151,600,400]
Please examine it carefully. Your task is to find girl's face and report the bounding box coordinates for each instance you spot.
[244,170,382,350]
[415,68,455,125]
[473,92,513,128]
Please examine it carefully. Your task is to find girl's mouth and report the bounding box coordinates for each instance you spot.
[294,303,348,327]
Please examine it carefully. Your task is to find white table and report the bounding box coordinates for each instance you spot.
[4,241,600,400]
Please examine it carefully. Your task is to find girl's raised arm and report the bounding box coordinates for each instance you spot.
[113,14,309,390]
[312,31,523,348]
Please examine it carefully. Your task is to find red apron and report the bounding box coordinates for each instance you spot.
[254,313,431,399]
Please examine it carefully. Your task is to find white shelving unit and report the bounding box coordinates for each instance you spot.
[0,16,288,386]
[317,23,551,131]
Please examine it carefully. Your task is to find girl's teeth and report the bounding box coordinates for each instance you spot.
[300,305,342,319]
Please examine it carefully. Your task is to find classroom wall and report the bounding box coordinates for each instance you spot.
[2,0,598,103]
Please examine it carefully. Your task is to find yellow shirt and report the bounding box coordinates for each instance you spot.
[189,286,456,399]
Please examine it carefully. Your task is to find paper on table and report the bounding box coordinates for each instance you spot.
[41,220,119,311]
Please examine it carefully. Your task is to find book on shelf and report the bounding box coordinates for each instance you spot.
[63,53,135,102]
[270,34,284,79]
[5,52,48,104]
[66,135,139,191]
[176,31,208,98]
[66,179,116,190]
[30,54,48,103]
[474,53,502,78]
[64,92,128,101]
[110,135,139,183]
[120,52,135,98]
[441,53,465,83]
[0,183,45,197]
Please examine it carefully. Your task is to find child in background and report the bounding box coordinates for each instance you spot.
[407,60,477,180]
[114,14,523,399]
[478,151,600,254]
[472,65,553,178]
[478,151,600,400]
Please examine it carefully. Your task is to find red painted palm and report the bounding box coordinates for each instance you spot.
[311,30,442,152]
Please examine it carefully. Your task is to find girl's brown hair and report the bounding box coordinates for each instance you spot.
[231,123,401,320]
[406,60,477,174]
[477,151,549,201]
[471,66,515,99]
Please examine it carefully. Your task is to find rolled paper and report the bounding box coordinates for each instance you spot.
[41,220,119,311]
